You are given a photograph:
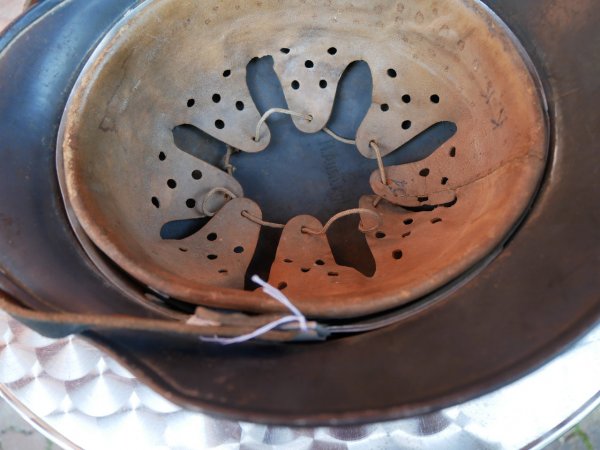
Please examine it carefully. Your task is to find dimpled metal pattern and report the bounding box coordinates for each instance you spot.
[2,308,600,450]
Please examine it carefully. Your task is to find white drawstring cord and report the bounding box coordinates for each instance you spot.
[198,275,308,345]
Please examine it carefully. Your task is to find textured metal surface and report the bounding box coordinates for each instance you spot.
[60,0,547,317]
[3,309,600,450]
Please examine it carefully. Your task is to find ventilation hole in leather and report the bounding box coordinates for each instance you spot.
[151,197,160,208]
[212,93,221,103]
[207,254,218,260]
[319,79,327,89]
[431,217,442,224]
[324,60,372,152]
[167,179,177,189]
[280,47,290,54]
[291,80,300,90]
[234,246,244,254]
[402,120,411,129]
[172,124,228,168]
[375,231,386,239]
[403,218,413,225]
[387,68,397,78]
[186,98,195,107]
[236,101,244,111]
[430,94,440,103]
[160,217,211,240]
[278,281,288,289]
[402,94,411,103]
[301,267,310,273]
[419,168,430,177]
[327,47,337,55]
[186,199,196,208]
[392,249,403,260]
[327,214,376,277]
[192,170,202,180]
[158,152,166,161]
[441,176,449,185]
[449,147,456,157]
[207,232,217,241]
[380,103,389,112]
[384,122,457,165]
[402,195,458,212]
[215,119,225,129]
[305,60,314,68]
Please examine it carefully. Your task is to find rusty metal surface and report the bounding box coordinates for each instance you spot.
[60,0,548,318]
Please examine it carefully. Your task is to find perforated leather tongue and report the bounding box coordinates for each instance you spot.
[59,0,548,319]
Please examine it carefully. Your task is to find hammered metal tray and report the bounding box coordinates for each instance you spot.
[2,309,600,449]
